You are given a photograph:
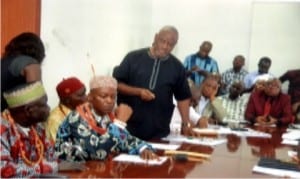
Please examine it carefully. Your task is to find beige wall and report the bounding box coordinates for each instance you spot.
[249,2,300,77]
[41,0,300,108]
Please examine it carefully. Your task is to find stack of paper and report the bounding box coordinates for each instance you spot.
[113,154,168,165]
[281,130,300,146]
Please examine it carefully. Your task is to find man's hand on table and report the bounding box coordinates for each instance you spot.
[140,149,159,160]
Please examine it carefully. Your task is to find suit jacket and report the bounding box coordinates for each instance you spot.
[245,90,293,125]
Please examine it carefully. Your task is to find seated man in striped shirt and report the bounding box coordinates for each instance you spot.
[219,81,250,124]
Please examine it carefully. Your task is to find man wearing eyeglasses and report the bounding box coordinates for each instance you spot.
[245,78,293,126]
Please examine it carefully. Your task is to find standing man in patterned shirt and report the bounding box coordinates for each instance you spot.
[184,41,219,87]
[221,55,248,94]
[244,57,273,91]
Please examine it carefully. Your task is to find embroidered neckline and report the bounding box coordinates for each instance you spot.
[76,103,114,135]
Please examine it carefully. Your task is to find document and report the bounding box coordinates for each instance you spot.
[192,127,232,135]
[288,124,300,130]
[193,126,271,138]
[253,157,300,178]
[162,135,227,146]
[282,130,300,140]
[113,154,168,165]
[288,150,297,158]
[253,165,300,178]
[232,128,271,138]
[282,139,299,146]
[148,142,180,151]
[281,130,300,146]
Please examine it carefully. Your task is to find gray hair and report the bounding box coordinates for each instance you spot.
[159,25,178,36]
[89,76,117,90]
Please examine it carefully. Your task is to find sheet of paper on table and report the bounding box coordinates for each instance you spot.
[282,139,299,146]
[192,127,232,135]
[288,124,300,130]
[148,142,181,151]
[192,127,271,138]
[162,134,227,146]
[232,128,271,138]
[282,130,300,141]
[112,154,168,165]
[288,150,297,158]
[253,165,300,178]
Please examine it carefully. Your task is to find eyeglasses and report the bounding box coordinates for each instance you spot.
[265,82,280,88]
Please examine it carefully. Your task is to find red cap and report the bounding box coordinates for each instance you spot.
[56,77,85,98]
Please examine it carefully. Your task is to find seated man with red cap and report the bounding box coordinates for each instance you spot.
[44,77,87,142]
[55,75,157,162]
[1,81,58,177]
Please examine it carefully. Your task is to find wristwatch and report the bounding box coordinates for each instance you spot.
[182,121,192,128]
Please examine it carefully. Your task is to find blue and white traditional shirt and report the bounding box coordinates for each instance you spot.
[55,104,152,162]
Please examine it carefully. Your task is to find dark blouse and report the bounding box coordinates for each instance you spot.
[279,69,300,104]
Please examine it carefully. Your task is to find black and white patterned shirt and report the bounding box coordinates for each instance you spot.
[219,93,250,123]
[221,68,248,94]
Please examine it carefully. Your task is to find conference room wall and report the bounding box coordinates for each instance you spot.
[41,0,300,108]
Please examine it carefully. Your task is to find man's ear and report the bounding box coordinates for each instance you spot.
[64,99,70,104]
[60,98,69,105]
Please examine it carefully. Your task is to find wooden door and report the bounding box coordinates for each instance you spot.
[1,0,41,56]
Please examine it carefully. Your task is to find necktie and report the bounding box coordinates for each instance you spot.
[263,98,271,116]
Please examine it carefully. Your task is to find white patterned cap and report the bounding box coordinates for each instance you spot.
[89,76,117,90]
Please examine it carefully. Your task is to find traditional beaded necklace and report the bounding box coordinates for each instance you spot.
[76,103,114,135]
[2,110,44,166]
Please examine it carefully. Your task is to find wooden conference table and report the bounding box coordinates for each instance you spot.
[60,126,297,178]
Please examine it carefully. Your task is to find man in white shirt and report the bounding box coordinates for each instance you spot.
[195,76,227,125]
[244,57,274,91]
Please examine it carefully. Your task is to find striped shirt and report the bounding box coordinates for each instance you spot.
[219,93,250,123]
[184,53,219,86]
